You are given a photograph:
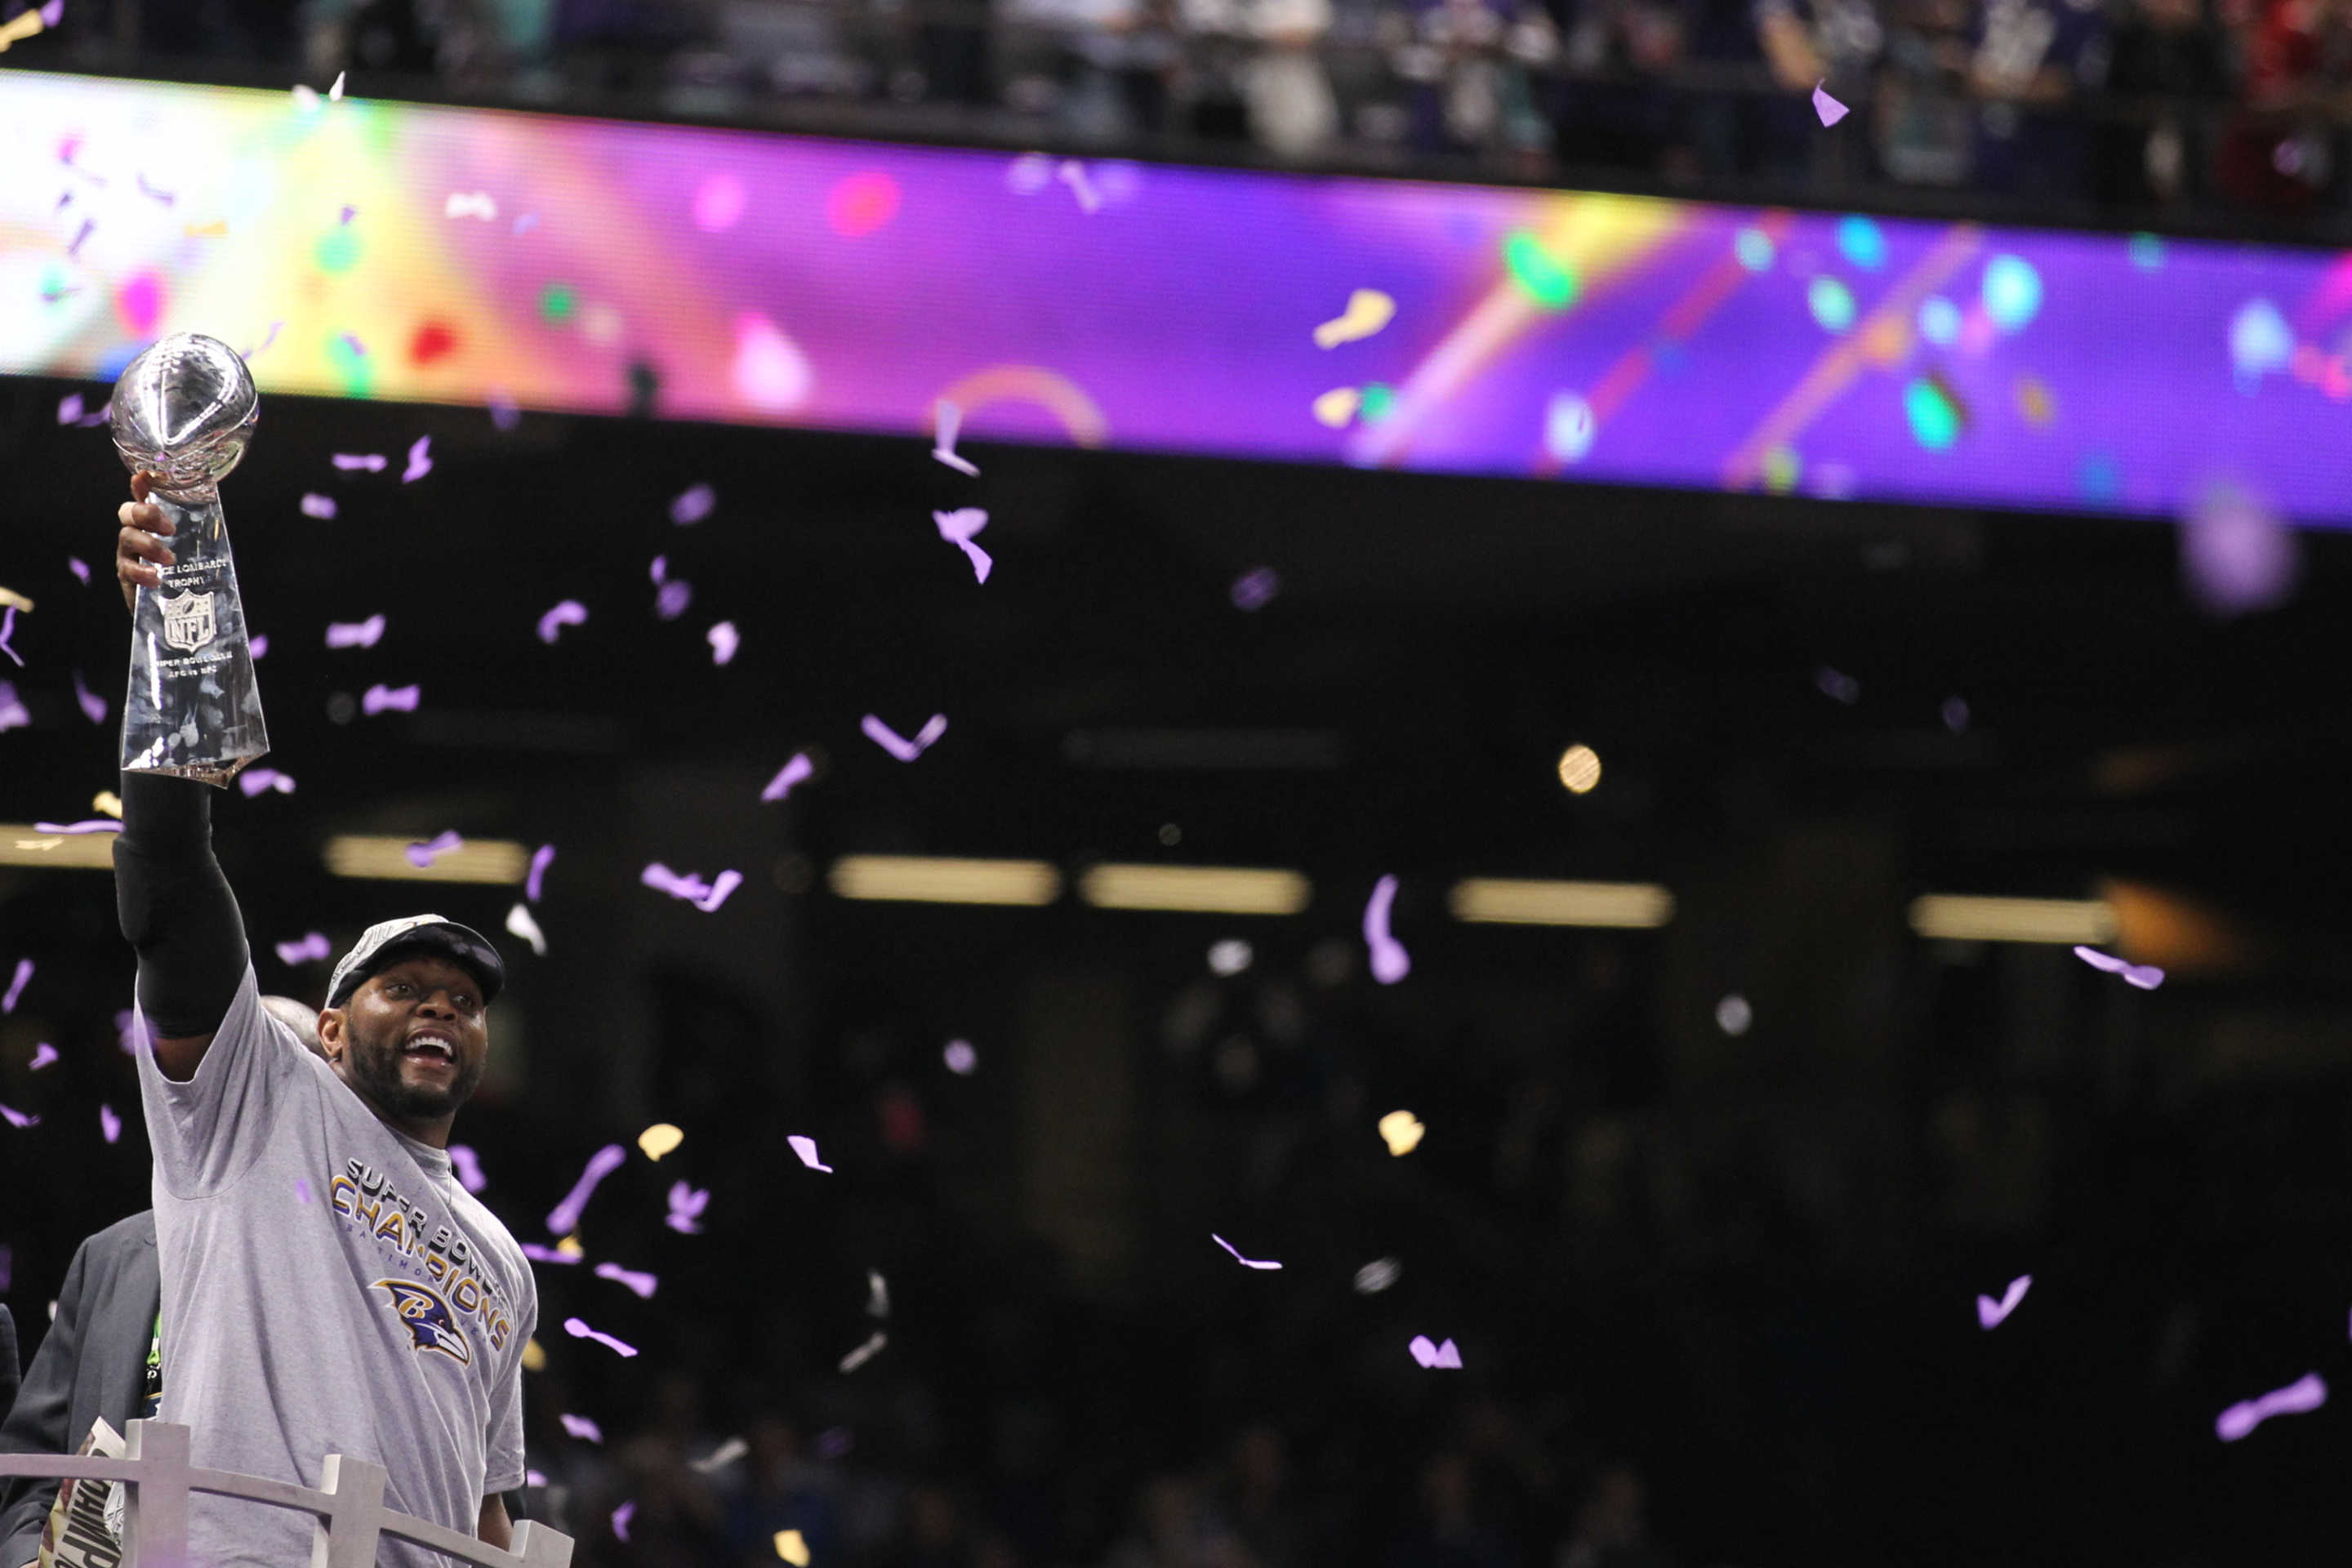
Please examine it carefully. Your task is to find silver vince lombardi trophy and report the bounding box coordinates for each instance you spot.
[111,332,270,786]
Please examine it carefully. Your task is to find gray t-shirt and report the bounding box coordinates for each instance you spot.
[134,965,535,1567]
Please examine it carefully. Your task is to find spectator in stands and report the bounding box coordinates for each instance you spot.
[1965,0,2112,198]
[1385,1451,1516,1568]
[1104,1471,1256,1568]
[1875,0,1979,185]
[1206,1423,1308,1568]
[1388,0,1559,160]
[1753,0,1886,185]
[2216,0,2350,213]
[2096,0,2231,207]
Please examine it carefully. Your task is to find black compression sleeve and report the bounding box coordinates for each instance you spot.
[114,771,248,1038]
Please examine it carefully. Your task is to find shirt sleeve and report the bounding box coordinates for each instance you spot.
[482,1275,536,1494]
[133,965,307,1199]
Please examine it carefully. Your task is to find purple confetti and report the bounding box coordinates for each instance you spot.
[238,768,296,797]
[650,556,667,585]
[56,393,82,424]
[249,633,269,659]
[527,844,556,902]
[0,682,24,731]
[537,600,587,644]
[29,1042,57,1070]
[670,483,715,525]
[564,1316,640,1358]
[2216,1372,2326,1442]
[406,831,462,869]
[1,1104,39,1129]
[1812,81,1850,127]
[559,1413,604,1443]
[862,712,947,763]
[2182,482,2299,617]
[337,333,366,359]
[788,1134,833,1173]
[325,614,385,649]
[33,820,120,835]
[448,1143,488,1192]
[1815,667,1860,704]
[339,204,356,225]
[933,508,992,583]
[2073,947,2165,990]
[521,1242,582,1265]
[706,621,738,666]
[40,1,62,27]
[1976,1273,2031,1330]
[136,172,175,205]
[242,321,283,361]
[526,1471,546,1488]
[761,753,814,802]
[114,1009,138,1054]
[932,399,980,476]
[100,1103,120,1143]
[666,1180,710,1235]
[2,958,32,1013]
[488,390,520,430]
[67,557,89,585]
[1408,1335,1463,1370]
[1230,568,1281,611]
[66,217,93,257]
[1,607,24,668]
[1363,875,1410,985]
[654,581,693,621]
[332,452,386,472]
[274,931,331,965]
[595,1260,659,1299]
[72,671,105,725]
[611,1501,635,1542]
[362,684,421,715]
[294,1178,313,1205]
[1212,1234,1282,1270]
[546,1143,628,1236]
[300,493,337,519]
[641,862,742,911]
[1058,160,1102,212]
[401,435,433,483]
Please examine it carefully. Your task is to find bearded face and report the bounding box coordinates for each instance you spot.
[327,954,490,1128]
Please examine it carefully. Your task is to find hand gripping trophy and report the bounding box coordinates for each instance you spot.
[111,332,269,785]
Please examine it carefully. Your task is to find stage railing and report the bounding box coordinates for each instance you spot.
[0,1421,573,1567]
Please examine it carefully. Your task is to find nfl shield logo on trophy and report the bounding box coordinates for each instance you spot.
[160,589,217,653]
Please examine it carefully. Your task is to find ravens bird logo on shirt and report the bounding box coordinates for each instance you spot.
[375,1279,473,1366]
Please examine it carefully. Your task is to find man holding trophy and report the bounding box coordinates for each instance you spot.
[105,334,539,1566]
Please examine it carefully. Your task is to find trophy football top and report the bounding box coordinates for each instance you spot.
[110,332,259,499]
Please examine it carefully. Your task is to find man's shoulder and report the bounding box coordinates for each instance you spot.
[88,1209,158,1254]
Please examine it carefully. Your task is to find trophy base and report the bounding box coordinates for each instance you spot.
[125,759,254,789]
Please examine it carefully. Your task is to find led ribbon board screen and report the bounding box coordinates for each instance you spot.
[4,69,2346,523]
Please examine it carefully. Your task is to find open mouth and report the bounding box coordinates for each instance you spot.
[402,1035,458,1069]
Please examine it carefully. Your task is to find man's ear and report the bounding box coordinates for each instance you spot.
[318,1006,347,1061]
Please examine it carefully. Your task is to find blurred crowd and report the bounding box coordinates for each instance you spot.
[59,0,2352,223]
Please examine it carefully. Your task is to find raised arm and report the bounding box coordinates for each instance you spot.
[112,475,249,1080]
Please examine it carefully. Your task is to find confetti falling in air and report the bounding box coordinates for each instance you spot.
[1312,387,1361,428]
[1812,81,1850,127]
[863,712,948,762]
[444,190,498,221]
[638,1122,684,1160]
[655,580,693,620]
[666,1181,710,1235]
[1976,1274,2032,1329]
[565,1316,639,1357]
[1313,288,1398,349]
[250,635,269,659]
[670,483,716,525]
[238,768,296,797]
[406,831,463,869]
[546,1143,628,1236]
[1354,1258,1401,1294]
[867,1269,891,1318]
[488,390,520,430]
[707,621,739,665]
[611,1501,635,1543]
[838,1332,888,1374]
[933,508,992,583]
[326,614,386,649]
[274,932,331,965]
[2216,1372,2326,1441]
[243,321,283,361]
[328,70,345,100]
[692,1437,750,1474]
[534,599,589,646]
[1,1104,39,1129]
[68,558,89,584]
[1,607,25,669]
[595,1261,659,1298]
[448,1143,488,1193]
[932,400,980,476]
[641,862,744,912]
[3,959,33,1013]
[1409,1336,1463,1369]
[100,1104,121,1144]
[1378,1109,1425,1156]
[0,3,57,52]
[788,1134,834,1173]
[559,1414,604,1443]
[300,493,337,519]
[2073,947,2165,990]
[943,1039,978,1074]
[1363,875,1410,984]
[521,1242,582,1265]
[363,684,421,715]
[332,452,387,473]
[32,819,120,835]
[505,902,546,957]
[761,753,814,802]
[2182,482,2300,617]
[1230,568,1281,611]
[1213,1235,1283,1271]
[1815,667,1860,704]
[29,1043,57,1070]
[57,393,82,424]
[527,843,556,902]
[775,1529,813,1566]
[401,436,433,483]
[72,671,105,725]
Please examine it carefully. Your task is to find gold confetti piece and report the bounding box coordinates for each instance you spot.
[637,1122,685,1161]
[555,1233,584,1258]
[0,587,33,612]
[1378,1109,1425,1156]
[1312,387,1361,429]
[775,1530,811,1566]
[1313,288,1397,350]
[521,1338,546,1372]
[184,220,228,238]
[0,9,46,51]
[93,791,122,818]
[13,839,61,852]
